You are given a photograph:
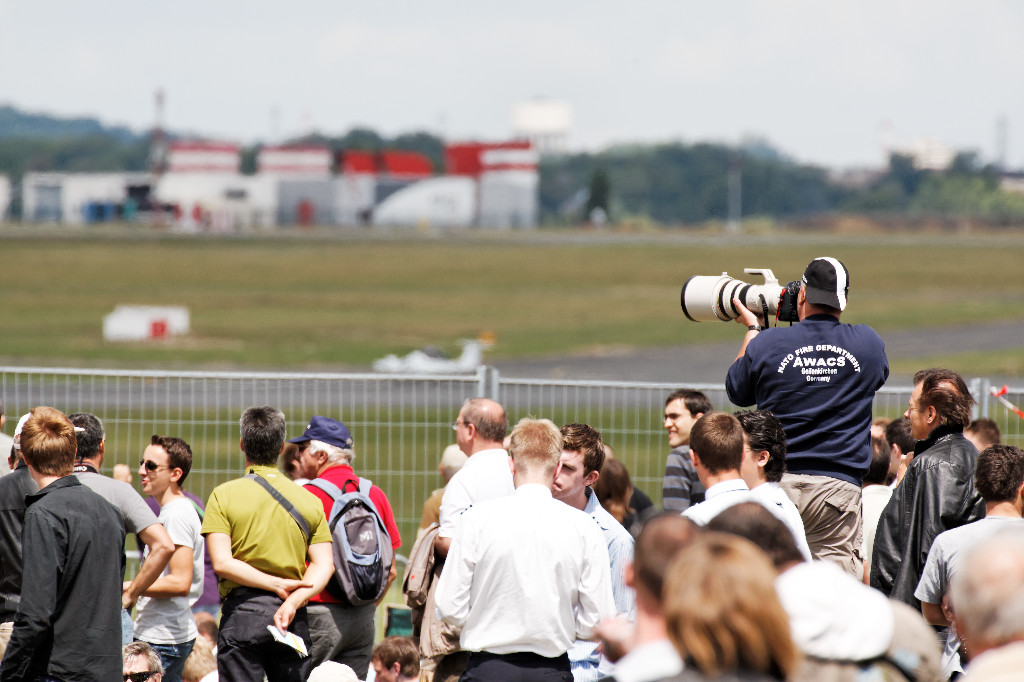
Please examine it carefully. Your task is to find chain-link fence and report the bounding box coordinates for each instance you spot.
[2,366,1022,552]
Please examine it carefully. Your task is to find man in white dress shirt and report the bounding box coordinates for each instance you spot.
[735,409,813,562]
[435,418,615,682]
[552,423,635,682]
[681,412,804,553]
[434,398,514,559]
[681,412,758,525]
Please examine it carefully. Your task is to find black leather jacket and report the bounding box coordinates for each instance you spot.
[870,425,984,608]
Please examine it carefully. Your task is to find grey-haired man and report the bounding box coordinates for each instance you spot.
[291,416,402,677]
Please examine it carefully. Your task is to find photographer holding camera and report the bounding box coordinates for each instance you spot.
[725,257,888,577]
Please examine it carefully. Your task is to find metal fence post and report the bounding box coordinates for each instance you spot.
[477,365,500,401]
[969,378,980,420]
[978,377,991,419]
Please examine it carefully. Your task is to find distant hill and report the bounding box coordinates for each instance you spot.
[0,104,143,142]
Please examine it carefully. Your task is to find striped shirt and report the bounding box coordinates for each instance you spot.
[662,445,705,512]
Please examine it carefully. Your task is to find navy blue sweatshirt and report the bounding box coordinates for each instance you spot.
[726,314,889,485]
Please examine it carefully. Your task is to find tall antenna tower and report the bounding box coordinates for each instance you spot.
[151,89,166,176]
[148,89,167,226]
[878,119,894,166]
[726,152,742,233]
[996,115,1008,172]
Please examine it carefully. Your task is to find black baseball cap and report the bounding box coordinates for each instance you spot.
[802,257,849,311]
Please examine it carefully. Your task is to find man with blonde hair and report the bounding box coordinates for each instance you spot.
[1,406,125,682]
[436,418,614,681]
[181,638,216,682]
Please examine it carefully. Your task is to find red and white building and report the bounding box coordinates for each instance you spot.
[20,138,539,229]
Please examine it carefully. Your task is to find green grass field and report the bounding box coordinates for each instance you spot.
[3,226,1024,373]
[7,223,1023,633]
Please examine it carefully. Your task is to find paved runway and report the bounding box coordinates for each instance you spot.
[491,319,1024,388]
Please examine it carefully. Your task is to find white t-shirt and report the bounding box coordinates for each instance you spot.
[134,497,204,644]
[861,484,893,568]
[915,516,1024,677]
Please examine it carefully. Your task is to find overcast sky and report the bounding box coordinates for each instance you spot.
[1,1,1021,169]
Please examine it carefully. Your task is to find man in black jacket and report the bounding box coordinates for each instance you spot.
[871,368,985,608]
[0,406,125,682]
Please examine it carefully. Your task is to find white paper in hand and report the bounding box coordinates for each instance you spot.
[267,625,309,657]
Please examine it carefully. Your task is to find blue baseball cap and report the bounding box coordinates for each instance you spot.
[288,416,354,449]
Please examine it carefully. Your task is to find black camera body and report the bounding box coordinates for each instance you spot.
[776,279,801,323]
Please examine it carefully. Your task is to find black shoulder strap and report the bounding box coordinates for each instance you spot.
[245,473,311,543]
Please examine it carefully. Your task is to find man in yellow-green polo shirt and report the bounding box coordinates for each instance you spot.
[202,406,334,682]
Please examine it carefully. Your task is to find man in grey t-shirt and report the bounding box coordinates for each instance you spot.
[70,413,174,643]
[916,444,1024,677]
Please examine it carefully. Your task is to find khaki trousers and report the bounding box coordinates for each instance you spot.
[780,473,863,577]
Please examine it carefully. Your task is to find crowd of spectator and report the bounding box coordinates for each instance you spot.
[0,257,1023,682]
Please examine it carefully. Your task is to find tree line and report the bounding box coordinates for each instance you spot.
[1,105,1022,224]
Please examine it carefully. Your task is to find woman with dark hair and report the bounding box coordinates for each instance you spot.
[658,533,800,681]
[594,458,638,532]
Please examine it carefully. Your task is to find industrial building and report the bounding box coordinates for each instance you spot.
[19,139,539,229]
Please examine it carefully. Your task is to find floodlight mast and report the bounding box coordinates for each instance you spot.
[150,89,166,226]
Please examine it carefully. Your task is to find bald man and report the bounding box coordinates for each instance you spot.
[434,398,514,558]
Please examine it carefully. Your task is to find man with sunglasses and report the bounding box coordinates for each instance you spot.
[133,435,204,682]
[70,413,175,644]
[123,641,164,682]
